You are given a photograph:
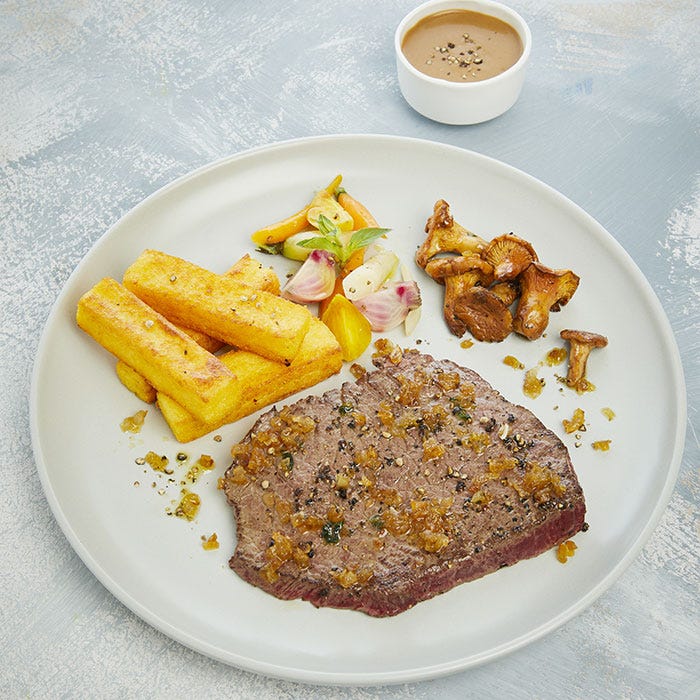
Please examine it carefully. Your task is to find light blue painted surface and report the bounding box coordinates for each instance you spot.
[1,1,698,697]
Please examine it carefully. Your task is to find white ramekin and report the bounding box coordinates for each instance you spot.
[395,0,532,125]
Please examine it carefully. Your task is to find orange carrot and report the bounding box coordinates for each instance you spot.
[337,189,379,228]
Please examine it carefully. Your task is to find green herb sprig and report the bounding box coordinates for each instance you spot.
[298,214,389,266]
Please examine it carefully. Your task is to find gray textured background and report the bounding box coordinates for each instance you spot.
[2,0,698,697]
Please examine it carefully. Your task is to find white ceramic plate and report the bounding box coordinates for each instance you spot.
[31,135,686,685]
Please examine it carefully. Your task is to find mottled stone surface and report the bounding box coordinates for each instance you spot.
[1,1,698,697]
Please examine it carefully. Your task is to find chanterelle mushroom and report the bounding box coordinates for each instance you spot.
[454,287,513,342]
[482,234,538,281]
[424,255,493,336]
[513,262,580,340]
[424,254,492,284]
[416,200,487,269]
[560,329,608,393]
[490,279,520,307]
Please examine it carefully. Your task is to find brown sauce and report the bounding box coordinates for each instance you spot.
[402,9,523,83]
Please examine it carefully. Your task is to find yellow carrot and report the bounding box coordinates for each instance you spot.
[251,174,343,246]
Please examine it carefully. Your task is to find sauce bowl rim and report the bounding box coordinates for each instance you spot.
[395,0,533,90]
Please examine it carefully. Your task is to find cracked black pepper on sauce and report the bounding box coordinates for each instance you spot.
[402,9,523,83]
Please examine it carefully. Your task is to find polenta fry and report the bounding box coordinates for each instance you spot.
[157,317,342,442]
[122,249,311,364]
[165,255,280,353]
[76,278,241,424]
[226,253,281,295]
[114,254,281,401]
[115,360,157,404]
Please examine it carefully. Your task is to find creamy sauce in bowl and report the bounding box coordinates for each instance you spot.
[402,9,523,83]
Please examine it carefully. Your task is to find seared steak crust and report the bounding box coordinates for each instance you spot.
[223,348,586,617]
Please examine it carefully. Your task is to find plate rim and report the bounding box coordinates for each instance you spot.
[29,133,687,685]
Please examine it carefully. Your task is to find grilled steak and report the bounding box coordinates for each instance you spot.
[223,345,586,617]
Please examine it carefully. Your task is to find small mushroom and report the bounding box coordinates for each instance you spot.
[513,262,580,340]
[424,255,493,336]
[490,279,520,307]
[416,200,487,269]
[560,329,608,392]
[453,287,513,342]
[482,234,538,281]
[424,254,492,284]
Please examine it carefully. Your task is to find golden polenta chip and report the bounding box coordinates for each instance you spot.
[76,278,241,424]
[123,250,310,364]
[158,318,342,442]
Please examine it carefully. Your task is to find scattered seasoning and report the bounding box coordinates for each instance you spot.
[143,451,171,473]
[556,540,577,563]
[373,338,403,364]
[460,339,474,349]
[280,451,294,473]
[545,347,567,366]
[176,452,188,462]
[449,397,472,423]
[503,355,524,370]
[213,434,222,442]
[562,408,585,434]
[133,481,140,487]
[174,489,201,521]
[592,440,611,451]
[169,274,177,283]
[201,533,220,550]
[120,409,148,433]
[321,520,343,544]
[368,514,385,530]
[350,363,366,380]
[601,407,616,421]
[183,454,215,484]
[480,416,497,432]
[332,568,362,588]
[143,319,154,329]
[523,367,544,398]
